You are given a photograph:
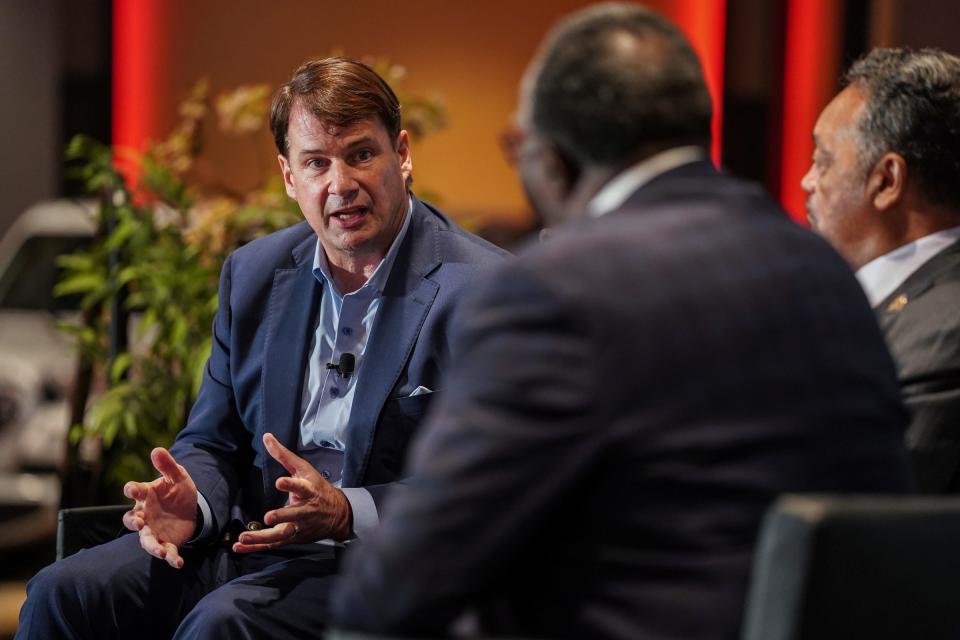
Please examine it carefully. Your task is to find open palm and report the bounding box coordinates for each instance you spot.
[123,447,198,569]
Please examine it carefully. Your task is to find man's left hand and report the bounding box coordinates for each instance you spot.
[232,432,352,553]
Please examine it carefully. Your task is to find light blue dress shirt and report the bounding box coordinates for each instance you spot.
[299,199,413,452]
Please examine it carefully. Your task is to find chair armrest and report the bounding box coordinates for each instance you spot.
[56,505,130,559]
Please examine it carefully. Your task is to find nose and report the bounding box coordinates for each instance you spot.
[328,161,359,197]
[800,165,816,193]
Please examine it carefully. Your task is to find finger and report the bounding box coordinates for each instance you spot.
[262,433,313,477]
[232,540,276,554]
[275,475,317,500]
[138,526,168,561]
[235,522,298,547]
[150,448,188,485]
[162,542,184,569]
[122,510,145,532]
[263,503,313,527]
[123,481,149,501]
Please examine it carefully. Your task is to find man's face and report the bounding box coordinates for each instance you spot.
[514,129,566,228]
[509,64,571,229]
[802,85,875,267]
[278,104,412,267]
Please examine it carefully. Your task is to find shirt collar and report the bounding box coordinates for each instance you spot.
[312,196,414,297]
[587,146,708,217]
[855,225,960,307]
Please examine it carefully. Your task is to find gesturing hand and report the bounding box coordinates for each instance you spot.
[232,432,352,554]
[122,447,198,569]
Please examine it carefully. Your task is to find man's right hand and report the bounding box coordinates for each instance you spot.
[122,447,198,569]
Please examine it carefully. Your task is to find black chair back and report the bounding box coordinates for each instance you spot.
[742,494,960,640]
[56,505,129,559]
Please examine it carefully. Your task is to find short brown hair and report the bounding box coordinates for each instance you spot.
[270,57,402,157]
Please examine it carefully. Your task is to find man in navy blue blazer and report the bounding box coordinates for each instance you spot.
[17,57,507,639]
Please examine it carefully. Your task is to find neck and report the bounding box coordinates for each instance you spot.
[561,142,707,221]
[561,166,620,222]
[854,197,960,269]
[327,257,380,294]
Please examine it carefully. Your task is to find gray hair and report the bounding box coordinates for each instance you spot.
[844,47,960,209]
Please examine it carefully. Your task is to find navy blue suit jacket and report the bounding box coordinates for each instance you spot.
[169,197,509,536]
[331,162,913,639]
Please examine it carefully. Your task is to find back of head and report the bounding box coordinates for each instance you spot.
[844,48,960,212]
[529,2,712,167]
[270,57,402,157]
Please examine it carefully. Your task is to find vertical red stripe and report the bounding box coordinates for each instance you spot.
[779,0,843,223]
[672,0,727,166]
[113,0,165,181]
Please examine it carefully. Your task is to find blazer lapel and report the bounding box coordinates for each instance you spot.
[261,234,322,503]
[875,239,960,331]
[342,199,441,485]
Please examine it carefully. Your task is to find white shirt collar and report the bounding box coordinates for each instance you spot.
[587,146,708,217]
[855,225,960,307]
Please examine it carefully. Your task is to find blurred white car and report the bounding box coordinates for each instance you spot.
[0,199,95,547]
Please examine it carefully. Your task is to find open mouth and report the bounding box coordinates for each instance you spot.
[329,206,368,229]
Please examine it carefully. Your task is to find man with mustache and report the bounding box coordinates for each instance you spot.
[17,57,507,639]
[330,5,912,639]
[803,48,960,492]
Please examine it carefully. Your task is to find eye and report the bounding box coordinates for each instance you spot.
[306,158,329,170]
[355,149,374,162]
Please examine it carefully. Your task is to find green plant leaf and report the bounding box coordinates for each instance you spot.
[54,273,106,296]
[109,353,132,384]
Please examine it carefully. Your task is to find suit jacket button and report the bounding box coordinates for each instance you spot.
[321,469,332,480]
[246,521,263,531]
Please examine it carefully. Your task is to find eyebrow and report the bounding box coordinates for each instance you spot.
[296,136,380,159]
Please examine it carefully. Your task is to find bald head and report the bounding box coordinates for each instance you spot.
[525,3,712,167]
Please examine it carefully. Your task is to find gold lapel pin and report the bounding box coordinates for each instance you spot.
[886,293,909,313]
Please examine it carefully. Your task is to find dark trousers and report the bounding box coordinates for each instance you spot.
[16,533,340,639]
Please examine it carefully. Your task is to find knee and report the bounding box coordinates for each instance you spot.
[175,594,248,640]
[18,537,155,640]
[17,559,90,638]
[24,558,84,610]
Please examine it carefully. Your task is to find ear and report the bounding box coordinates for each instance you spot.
[396,130,413,186]
[540,142,579,201]
[278,154,297,199]
[867,152,907,211]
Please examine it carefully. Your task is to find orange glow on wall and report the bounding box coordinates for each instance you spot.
[671,0,727,166]
[112,1,728,223]
[779,0,843,223]
[112,0,168,181]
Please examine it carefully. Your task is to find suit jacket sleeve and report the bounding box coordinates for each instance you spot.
[169,253,252,534]
[330,262,604,634]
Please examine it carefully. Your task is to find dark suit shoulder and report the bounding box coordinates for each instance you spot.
[519,181,858,312]
[417,199,512,264]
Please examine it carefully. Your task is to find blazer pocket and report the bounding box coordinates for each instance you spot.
[367,393,436,481]
[394,392,434,422]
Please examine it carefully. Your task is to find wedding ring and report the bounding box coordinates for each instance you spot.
[292,523,300,537]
